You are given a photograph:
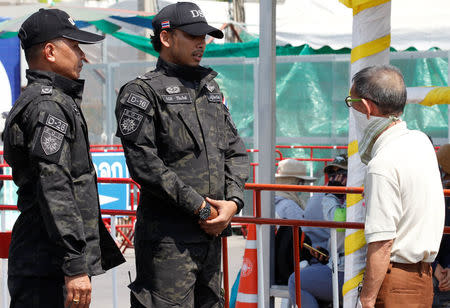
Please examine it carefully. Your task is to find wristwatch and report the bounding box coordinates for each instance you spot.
[198,202,211,221]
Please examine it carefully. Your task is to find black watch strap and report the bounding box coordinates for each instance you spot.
[198,202,211,221]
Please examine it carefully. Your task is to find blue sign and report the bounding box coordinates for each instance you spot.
[0,37,20,106]
[92,152,130,210]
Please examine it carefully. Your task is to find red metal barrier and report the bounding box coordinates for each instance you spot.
[90,144,123,149]
[293,226,302,306]
[222,237,230,308]
[0,144,439,158]
[0,232,11,258]
[0,173,449,307]
[90,144,123,152]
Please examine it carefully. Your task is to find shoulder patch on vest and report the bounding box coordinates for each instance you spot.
[127,93,150,110]
[45,114,68,134]
[41,86,53,95]
[207,93,222,103]
[165,85,180,94]
[119,109,144,135]
[40,126,64,155]
[206,83,215,92]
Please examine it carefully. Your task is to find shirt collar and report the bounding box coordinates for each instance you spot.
[26,69,85,101]
[156,57,216,82]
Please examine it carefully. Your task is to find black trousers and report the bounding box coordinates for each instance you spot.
[8,275,65,308]
[130,238,223,308]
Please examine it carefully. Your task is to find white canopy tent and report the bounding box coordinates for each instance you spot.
[161,0,450,51]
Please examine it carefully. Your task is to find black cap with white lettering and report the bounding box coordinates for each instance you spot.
[18,8,104,50]
[152,2,223,39]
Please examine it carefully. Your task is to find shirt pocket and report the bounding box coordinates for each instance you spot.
[159,109,204,164]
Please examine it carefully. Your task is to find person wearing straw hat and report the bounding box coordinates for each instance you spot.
[274,159,316,285]
[433,144,450,306]
[3,8,125,308]
[115,2,249,307]
[274,158,317,220]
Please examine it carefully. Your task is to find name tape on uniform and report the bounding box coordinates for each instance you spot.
[161,93,192,104]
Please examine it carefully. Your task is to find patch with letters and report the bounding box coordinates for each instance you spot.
[126,93,150,110]
[46,114,68,134]
[207,93,222,103]
[161,93,192,104]
[41,126,64,155]
[119,109,144,135]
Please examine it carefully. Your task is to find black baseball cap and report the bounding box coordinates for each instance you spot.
[324,154,348,174]
[152,2,223,39]
[18,8,105,50]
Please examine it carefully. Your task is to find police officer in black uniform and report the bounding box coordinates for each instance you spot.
[3,9,125,308]
[115,2,249,307]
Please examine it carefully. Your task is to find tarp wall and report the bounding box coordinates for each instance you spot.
[214,55,448,140]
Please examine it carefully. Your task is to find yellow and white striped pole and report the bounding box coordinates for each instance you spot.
[339,1,391,307]
[340,2,449,307]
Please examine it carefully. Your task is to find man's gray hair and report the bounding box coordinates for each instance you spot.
[352,65,407,115]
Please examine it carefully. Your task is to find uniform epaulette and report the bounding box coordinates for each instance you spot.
[138,71,162,80]
[41,85,53,95]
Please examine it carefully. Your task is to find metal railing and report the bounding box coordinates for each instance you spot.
[1,178,449,308]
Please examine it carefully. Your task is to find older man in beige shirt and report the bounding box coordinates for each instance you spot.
[345,65,445,308]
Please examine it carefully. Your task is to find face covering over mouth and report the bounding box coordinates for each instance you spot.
[352,108,399,165]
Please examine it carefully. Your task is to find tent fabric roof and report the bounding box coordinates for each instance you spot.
[1,0,449,53]
[160,0,450,51]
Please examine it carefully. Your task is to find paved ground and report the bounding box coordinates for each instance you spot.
[0,235,248,308]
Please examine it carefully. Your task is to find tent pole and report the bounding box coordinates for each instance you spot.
[256,0,276,307]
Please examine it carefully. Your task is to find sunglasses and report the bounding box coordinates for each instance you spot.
[344,96,379,108]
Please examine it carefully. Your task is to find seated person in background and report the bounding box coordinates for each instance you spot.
[274,158,316,285]
[275,158,317,220]
[288,154,348,308]
[302,154,348,249]
[433,144,450,307]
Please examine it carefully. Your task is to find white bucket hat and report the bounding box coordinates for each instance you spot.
[275,159,317,182]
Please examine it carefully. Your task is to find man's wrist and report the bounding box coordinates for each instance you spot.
[195,201,206,215]
[227,197,243,214]
[198,201,211,220]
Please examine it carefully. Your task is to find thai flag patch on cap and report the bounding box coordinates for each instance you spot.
[222,96,228,108]
[161,20,170,29]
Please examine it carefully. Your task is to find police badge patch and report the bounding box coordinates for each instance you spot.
[166,86,181,94]
[119,109,143,135]
[41,126,64,155]
[41,86,53,95]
